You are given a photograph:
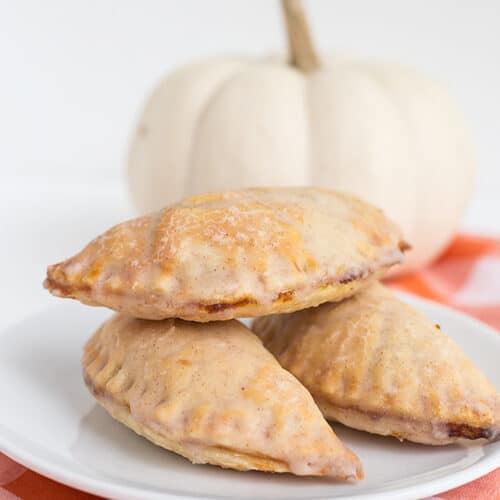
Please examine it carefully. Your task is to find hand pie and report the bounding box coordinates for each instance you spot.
[253,283,500,445]
[45,187,407,321]
[82,314,363,479]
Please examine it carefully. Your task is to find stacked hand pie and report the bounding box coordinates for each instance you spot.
[44,187,499,480]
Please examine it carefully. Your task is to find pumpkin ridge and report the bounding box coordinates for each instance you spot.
[184,64,256,193]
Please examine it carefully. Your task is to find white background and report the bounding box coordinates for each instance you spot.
[2,1,500,196]
[0,1,499,324]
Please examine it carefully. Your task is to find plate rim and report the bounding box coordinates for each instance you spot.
[0,293,498,500]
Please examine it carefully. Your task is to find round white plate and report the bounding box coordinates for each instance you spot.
[0,293,498,500]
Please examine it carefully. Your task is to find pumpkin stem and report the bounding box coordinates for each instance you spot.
[281,0,321,73]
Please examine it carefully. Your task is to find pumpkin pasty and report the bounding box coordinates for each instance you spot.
[45,187,407,321]
[83,314,363,479]
[253,283,500,445]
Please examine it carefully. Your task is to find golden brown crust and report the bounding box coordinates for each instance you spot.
[252,283,500,445]
[316,400,497,446]
[82,314,363,478]
[45,187,406,321]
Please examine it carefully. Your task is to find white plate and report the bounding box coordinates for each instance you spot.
[0,293,498,500]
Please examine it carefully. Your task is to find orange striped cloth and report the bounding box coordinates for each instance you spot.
[1,234,498,500]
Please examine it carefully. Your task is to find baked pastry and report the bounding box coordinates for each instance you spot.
[253,283,500,445]
[82,314,363,479]
[45,187,407,321]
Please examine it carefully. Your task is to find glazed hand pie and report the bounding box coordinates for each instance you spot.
[253,283,500,445]
[45,187,407,321]
[83,314,363,479]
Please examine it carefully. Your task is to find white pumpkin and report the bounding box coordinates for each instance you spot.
[128,0,475,274]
